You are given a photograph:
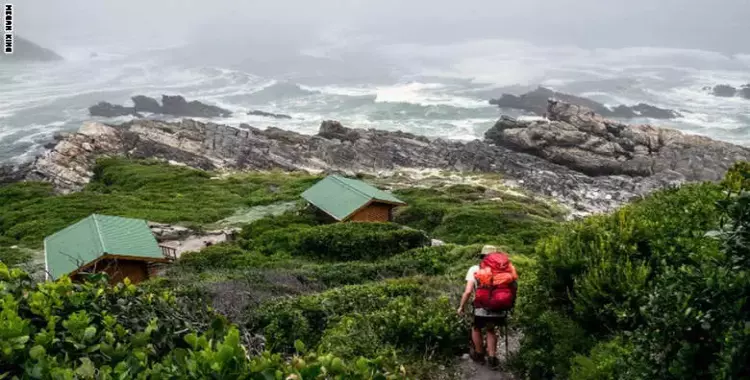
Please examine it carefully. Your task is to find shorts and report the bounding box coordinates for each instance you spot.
[473,315,505,330]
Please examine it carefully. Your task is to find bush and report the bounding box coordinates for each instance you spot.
[296,223,429,261]
[319,296,466,360]
[393,186,563,253]
[179,243,247,271]
[517,162,750,379]
[0,246,32,266]
[0,264,407,379]
[248,278,444,354]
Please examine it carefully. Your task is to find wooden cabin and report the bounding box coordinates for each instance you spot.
[301,175,407,223]
[44,214,172,284]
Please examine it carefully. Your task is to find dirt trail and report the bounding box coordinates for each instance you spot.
[459,327,521,379]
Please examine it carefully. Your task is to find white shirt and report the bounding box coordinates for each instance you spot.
[466,265,506,317]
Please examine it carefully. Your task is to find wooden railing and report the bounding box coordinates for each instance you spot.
[159,245,177,261]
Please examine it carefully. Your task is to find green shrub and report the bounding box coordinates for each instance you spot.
[570,336,634,380]
[0,264,408,379]
[179,243,247,271]
[248,278,440,353]
[518,162,750,379]
[239,211,319,241]
[319,296,466,360]
[295,223,429,261]
[517,310,592,379]
[0,246,32,266]
[393,186,563,253]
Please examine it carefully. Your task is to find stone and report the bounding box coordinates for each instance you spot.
[712,84,738,97]
[88,102,141,118]
[132,95,162,114]
[248,110,292,119]
[740,85,750,100]
[484,99,750,181]
[160,95,232,118]
[489,87,680,119]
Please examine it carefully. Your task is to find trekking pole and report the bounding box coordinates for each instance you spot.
[504,323,509,359]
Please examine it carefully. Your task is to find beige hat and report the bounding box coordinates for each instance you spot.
[481,245,499,255]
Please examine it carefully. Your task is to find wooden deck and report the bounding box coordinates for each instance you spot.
[159,244,177,261]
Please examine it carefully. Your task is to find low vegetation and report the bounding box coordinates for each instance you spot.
[0,264,406,379]
[4,156,747,379]
[0,158,319,247]
[393,185,565,254]
[515,163,750,379]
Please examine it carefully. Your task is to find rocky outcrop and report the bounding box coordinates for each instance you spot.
[485,100,750,180]
[0,36,62,62]
[21,103,748,215]
[712,84,739,97]
[132,95,163,114]
[88,95,232,118]
[88,102,141,118]
[707,84,750,100]
[161,95,232,118]
[248,110,292,119]
[489,87,680,119]
[0,162,31,185]
[740,85,750,100]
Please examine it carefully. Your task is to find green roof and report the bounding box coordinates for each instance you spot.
[301,175,406,221]
[44,214,164,280]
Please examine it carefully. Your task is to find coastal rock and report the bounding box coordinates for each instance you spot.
[132,95,162,114]
[0,162,31,185]
[161,95,232,118]
[740,85,750,100]
[712,84,738,97]
[0,36,62,62]
[489,87,680,119]
[248,110,292,119]
[88,95,232,119]
[20,102,749,215]
[484,100,750,180]
[88,102,141,118]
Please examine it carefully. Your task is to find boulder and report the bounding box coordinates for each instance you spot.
[740,85,750,100]
[88,102,141,118]
[160,95,232,118]
[248,110,292,119]
[484,99,750,180]
[0,36,62,62]
[132,95,162,114]
[712,84,738,97]
[318,120,361,142]
[489,87,680,119]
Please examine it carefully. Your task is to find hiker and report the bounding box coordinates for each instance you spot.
[457,245,518,367]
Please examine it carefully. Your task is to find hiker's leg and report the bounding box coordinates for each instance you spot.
[486,323,498,357]
[472,316,487,354]
[472,326,484,354]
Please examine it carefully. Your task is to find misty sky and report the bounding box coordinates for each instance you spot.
[17,0,750,54]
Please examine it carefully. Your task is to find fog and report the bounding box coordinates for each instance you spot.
[18,0,750,54]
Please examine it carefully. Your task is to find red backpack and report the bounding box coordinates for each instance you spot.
[473,252,518,311]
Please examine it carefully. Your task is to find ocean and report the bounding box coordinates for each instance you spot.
[1,38,748,163]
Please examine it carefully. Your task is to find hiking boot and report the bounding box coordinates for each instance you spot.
[469,351,486,364]
[487,356,500,369]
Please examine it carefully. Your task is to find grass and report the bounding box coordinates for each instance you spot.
[393,184,566,254]
[0,158,320,247]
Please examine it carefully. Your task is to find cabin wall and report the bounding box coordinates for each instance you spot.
[76,259,151,284]
[349,203,394,222]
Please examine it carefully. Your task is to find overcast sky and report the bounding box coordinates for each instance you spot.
[17,0,750,54]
